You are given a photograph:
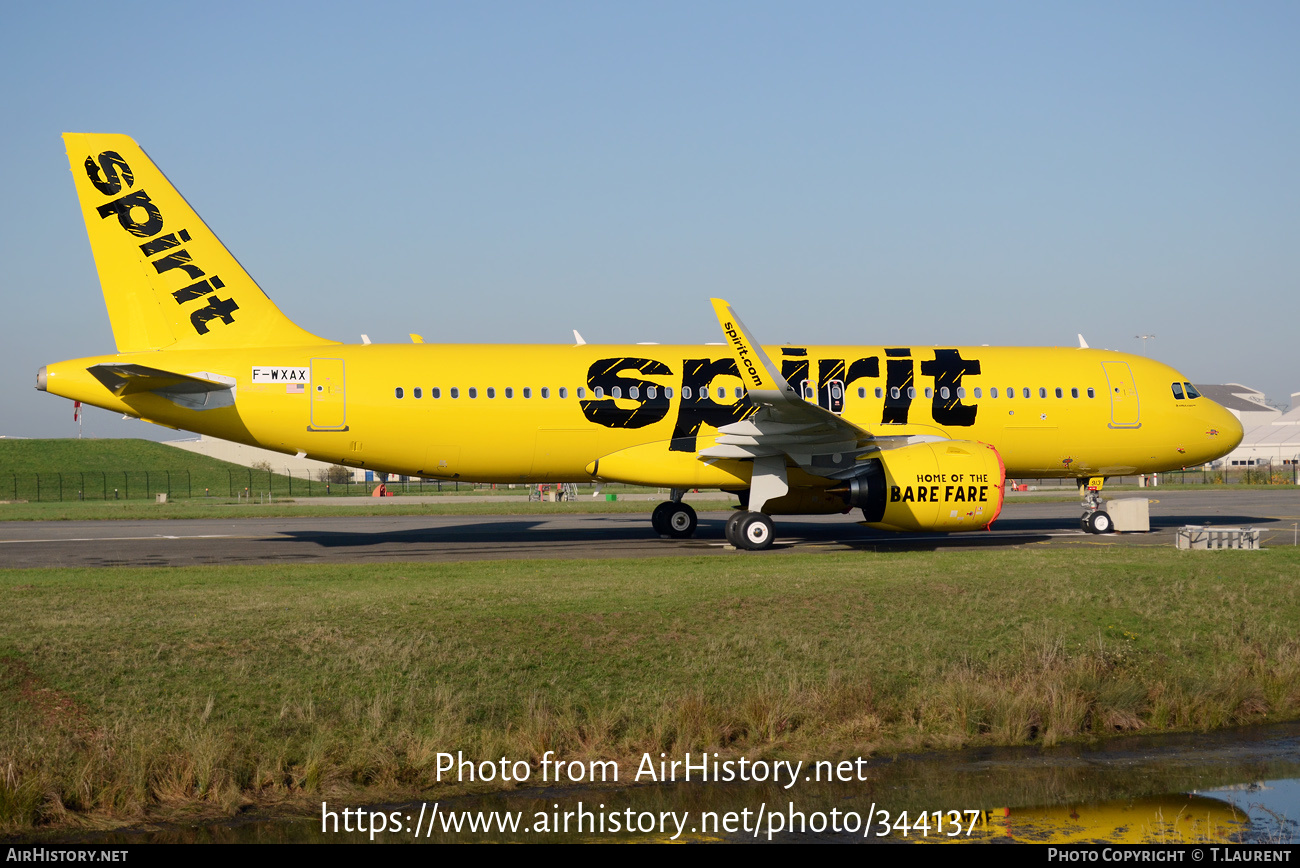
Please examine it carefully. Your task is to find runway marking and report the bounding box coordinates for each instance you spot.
[0,534,236,544]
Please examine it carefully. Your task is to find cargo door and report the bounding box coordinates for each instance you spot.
[309,358,348,431]
[1102,361,1141,428]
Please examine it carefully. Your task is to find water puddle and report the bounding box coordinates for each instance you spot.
[22,722,1300,844]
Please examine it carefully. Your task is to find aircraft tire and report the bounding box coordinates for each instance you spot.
[735,512,775,551]
[665,502,698,538]
[1090,510,1114,534]
[724,510,746,546]
[651,501,674,535]
[1081,512,1094,533]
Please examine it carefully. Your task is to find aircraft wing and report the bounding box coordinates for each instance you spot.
[706,299,929,480]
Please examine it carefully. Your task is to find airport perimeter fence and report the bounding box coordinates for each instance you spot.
[10,466,1297,503]
[6,469,350,502]
[1012,467,1300,488]
[4,470,652,503]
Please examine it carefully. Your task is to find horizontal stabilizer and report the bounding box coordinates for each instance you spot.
[87,363,234,410]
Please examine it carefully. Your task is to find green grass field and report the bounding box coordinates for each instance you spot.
[3,547,1298,832]
[0,438,218,475]
[0,439,672,511]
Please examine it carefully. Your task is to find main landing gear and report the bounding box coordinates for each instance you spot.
[649,491,776,550]
[651,491,697,539]
[724,510,774,550]
[1080,481,1114,534]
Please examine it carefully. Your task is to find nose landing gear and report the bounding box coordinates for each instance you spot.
[1080,477,1114,534]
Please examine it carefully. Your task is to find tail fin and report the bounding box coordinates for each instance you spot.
[63,133,332,352]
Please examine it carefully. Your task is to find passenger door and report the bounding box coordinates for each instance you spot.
[1102,361,1141,428]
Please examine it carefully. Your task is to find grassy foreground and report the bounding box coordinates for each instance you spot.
[2,548,1299,833]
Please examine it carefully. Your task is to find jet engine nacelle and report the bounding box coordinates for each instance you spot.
[847,440,1006,532]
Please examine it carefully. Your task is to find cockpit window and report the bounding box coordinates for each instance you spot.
[1184,382,1201,399]
[1172,382,1185,400]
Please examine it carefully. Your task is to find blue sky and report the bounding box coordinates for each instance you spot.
[3,1,1296,438]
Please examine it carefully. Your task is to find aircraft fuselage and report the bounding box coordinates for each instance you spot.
[41,341,1242,485]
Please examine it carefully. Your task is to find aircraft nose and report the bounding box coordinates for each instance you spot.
[1192,398,1243,466]
[1215,401,1244,452]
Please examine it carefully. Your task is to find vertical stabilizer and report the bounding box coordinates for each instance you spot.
[63,133,332,352]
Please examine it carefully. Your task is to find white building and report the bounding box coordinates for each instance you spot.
[1223,391,1300,471]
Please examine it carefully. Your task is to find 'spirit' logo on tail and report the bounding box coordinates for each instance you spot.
[85,150,239,336]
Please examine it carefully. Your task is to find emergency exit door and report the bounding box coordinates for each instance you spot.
[309,358,348,431]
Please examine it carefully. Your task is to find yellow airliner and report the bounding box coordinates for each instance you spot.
[38,134,1244,549]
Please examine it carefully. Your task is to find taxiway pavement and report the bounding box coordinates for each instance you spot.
[2,490,1297,568]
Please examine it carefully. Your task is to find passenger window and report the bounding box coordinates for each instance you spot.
[395,387,404,399]
[485,387,494,398]
[413,387,422,399]
[577,387,586,399]
[541,387,550,398]
[718,387,726,399]
[468,387,478,399]
[682,386,691,399]
[524,387,533,398]
[990,388,997,398]
[875,388,883,398]
[1023,388,1031,399]
[1054,388,1062,398]
[1006,388,1013,399]
[972,387,980,398]
[890,387,900,399]
[647,386,657,399]
[1071,388,1078,398]
[432,387,441,399]
[1184,382,1201,399]
[924,388,933,399]
[857,387,866,398]
[592,387,603,398]
[628,386,638,399]
[940,387,950,399]
[450,387,459,398]
[505,387,514,398]
[735,387,743,399]
[1172,382,1185,400]
[907,387,916,399]
[559,387,568,398]
[612,387,622,399]
[1087,387,1095,398]
[665,387,674,399]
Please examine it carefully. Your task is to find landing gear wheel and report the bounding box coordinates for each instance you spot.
[664,502,697,538]
[1090,510,1113,534]
[735,512,775,551]
[724,511,746,546]
[651,501,674,535]
[1081,513,1094,533]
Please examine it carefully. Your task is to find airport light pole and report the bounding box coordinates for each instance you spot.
[1134,334,1156,356]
